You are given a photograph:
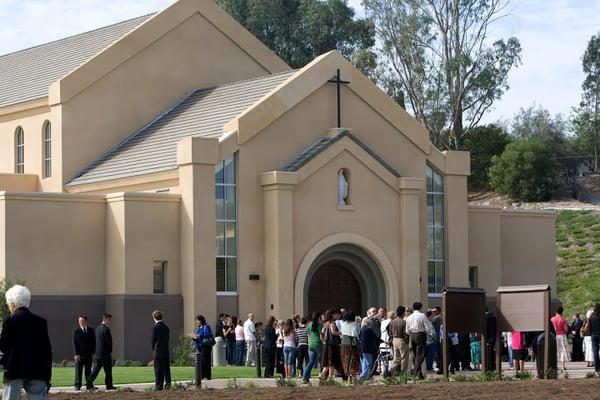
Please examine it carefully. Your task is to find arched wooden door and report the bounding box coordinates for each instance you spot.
[307,262,362,315]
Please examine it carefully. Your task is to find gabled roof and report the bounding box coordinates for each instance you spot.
[282,130,400,178]
[66,70,296,187]
[0,14,153,108]
[224,51,431,154]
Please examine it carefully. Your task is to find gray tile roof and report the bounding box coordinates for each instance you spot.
[281,130,400,177]
[66,70,296,186]
[0,14,153,108]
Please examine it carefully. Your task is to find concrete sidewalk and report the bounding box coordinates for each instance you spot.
[49,361,598,393]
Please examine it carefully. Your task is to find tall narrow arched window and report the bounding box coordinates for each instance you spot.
[42,121,52,178]
[426,165,445,293]
[15,127,24,174]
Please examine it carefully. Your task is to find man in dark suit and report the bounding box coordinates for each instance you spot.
[151,310,171,390]
[72,315,95,390]
[86,313,116,390]
[0,284,52,400]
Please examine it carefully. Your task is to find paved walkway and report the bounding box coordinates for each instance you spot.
[49,361,597,393]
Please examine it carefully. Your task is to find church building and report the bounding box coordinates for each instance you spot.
[0,0,555,361]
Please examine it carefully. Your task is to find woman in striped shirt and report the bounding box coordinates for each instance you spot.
[296,318,309,376]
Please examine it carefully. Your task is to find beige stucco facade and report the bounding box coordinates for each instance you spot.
[0,0,556,361]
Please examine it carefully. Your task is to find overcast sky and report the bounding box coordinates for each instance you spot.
[1,0,599,123]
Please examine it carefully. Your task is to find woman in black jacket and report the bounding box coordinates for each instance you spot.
[262,316,278,378]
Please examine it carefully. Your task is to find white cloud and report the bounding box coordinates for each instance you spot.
[481,0,600,122]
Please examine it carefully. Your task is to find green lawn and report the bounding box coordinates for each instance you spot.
[3,366,257,388]
[556,210,600,317]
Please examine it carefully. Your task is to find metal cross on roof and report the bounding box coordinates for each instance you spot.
[327,69,350,128]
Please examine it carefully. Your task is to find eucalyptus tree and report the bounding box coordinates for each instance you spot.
[363,0,521,148]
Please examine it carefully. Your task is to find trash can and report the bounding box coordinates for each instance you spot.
[535,332,557,379]
[213,336,227,366]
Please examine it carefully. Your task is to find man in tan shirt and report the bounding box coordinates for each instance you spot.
[386,305,409,377]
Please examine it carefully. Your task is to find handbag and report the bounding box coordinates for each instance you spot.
[582,320,591,336]
[202,335,216,347]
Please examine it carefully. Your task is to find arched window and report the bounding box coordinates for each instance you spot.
[337,168,350,205]
[15,127,24,174]
[42,121,51,178]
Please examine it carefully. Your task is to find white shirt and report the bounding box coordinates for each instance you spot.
[405,311,431,335]
[341,321,359,337]
[244,319,256,341]
[283,333,296,348]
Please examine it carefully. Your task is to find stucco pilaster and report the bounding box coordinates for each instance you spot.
[398,178,424,306]
[445,174,469,288]
[178,137,218,332]
[261,171,297,319]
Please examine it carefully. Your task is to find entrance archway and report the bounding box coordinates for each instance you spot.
[304,244,386,315]
[308,262,362,315]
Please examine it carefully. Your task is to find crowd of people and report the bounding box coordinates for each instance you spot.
[1,282,600,399]
[215,302,487,382]
[216,302,600,383]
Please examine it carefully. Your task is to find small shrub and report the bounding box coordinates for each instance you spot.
[516,370,533,380]
[383,375,410,385]
[276,377,298,387]
[169,381,195,391]
[489,139,557,202]
[476,371,498,382]
[172,332,195,367]
[244,382,259,389]
[226,378,238,389]
[317,378,340,387]
[545,368,558,379]
[425,376,449,383]
[451,374,468,382]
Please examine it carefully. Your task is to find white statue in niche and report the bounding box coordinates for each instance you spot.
[338,169,349,205]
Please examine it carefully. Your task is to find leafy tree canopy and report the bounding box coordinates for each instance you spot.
[510,104,570,157]
[216,0,376,71]
[571,33,600,172]
[460,124,511,189]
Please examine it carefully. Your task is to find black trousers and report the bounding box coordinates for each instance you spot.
[74,356,92,389]
[87,358,113,388]
[154,356,171,390]
[572,336,584,361]
[264,346,276,377]
[296,345,308,372]
[410,332,426,378]
[484,342,496,372]
[195,351,212,387]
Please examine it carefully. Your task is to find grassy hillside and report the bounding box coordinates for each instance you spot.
[556,210,600,317]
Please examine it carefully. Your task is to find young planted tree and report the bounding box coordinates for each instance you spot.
[363,0,521,148]
[215,0,376,71]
